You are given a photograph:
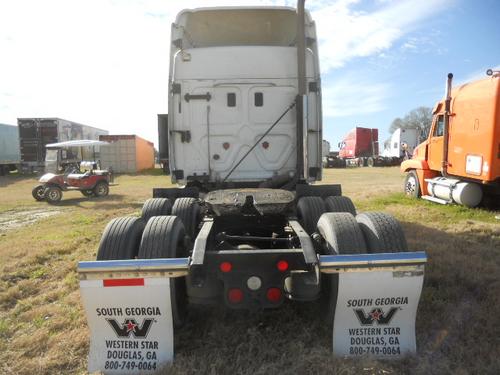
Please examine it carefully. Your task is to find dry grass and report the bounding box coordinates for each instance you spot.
[0,167,499,374]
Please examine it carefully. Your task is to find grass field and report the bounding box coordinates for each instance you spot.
[0,167,499,374]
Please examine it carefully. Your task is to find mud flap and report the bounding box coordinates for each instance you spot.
[319,252,426,358]
[333,269,424,357]
[80,277,174,374]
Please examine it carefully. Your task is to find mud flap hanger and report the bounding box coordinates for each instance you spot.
[78,251,426,373]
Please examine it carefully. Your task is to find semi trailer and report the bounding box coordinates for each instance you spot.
[382,127,420,160]
[401,70,500,208]
[327,127,401,168]
[17,117,108,173]
[78,3,427,372]
[0,123,20,175]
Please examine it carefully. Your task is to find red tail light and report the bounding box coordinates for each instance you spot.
[220,262,232,273]
[228,288,243,304]
[276,260,289,272]
[266,287,281,303]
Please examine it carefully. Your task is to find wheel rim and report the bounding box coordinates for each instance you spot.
[405,175,417,195]
[36,188,45,199]
[97,184,107,195]
[48,190,60,200]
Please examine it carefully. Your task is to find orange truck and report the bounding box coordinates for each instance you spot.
[401,69,500,208]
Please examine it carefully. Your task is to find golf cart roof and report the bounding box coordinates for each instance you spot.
[45,140,110,148]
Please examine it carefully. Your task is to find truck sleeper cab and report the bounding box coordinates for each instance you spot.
[167,7,322,187]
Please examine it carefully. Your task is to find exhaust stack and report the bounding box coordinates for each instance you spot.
[442,73,453,176]
[296,0,306,180]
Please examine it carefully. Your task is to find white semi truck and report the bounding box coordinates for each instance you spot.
[78,3,426,373]
[382,127,420,160]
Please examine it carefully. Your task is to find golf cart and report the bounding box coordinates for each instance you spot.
[32,140,111,203]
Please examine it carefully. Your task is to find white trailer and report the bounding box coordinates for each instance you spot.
[78,3,426,373]
[382,128,419,159]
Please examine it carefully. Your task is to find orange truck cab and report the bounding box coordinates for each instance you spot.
[401,70,500,207]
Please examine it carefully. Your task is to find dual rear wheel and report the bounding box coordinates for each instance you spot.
[296,194,408,323]
[317,211,407,324]
[97,198,201,328]
[296,195,356,234]
[97,195,407,327]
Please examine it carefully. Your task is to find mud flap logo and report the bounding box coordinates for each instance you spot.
[107,318,154,338]
[354,307,398,325]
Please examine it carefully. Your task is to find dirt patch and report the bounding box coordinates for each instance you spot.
[0,208,62,233]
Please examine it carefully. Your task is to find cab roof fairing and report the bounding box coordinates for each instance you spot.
[170,7,316,50]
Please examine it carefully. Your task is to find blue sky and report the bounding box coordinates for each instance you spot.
[0,0,499,149]
[317,0,500,148]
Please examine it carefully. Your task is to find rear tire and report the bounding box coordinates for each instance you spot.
[141,198,173,222]
[296,196,325,235]
[97,216,145,260]
[32,185,45,201]
[138,216,188,328]
[171,198,200,240]
[404,170,420,198]
[356,212,408,253]
[317,213,367,323]
[44,186,62,204]
[93,181,109,197]
[324,196,356,216]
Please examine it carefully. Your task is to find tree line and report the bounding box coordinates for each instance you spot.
[385,106,432,148]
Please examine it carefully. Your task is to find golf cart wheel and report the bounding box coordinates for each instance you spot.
[32,185,45,201]
[404,170,421,198]
[356,212,408,253]
[296,196,326,235]
[324,196,356,216]
[44,186,63,204]
[171,198,201,240]
[93,181,109,197]
[317,213,367,324]
[81,190,94,197]
[139,216,188,328]
[97,216,145,260]
[141,198,173,222]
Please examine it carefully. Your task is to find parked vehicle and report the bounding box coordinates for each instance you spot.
[336,127,401,167]
[323,150,346,168]
[17,117,108,173]
[77,3,427,372]
[32,140,111,203]
[401,70,500,208]
[0,123,20,175]
[99,134,155,173]
[382,127,420,160]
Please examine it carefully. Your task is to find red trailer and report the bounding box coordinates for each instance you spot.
[335,127,399,167]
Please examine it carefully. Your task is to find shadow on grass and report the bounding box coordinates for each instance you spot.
[0,173,38,187]
[358,192,500,220]
[112,167,167,177]
[162,221,500,375]
[51,194,141,210]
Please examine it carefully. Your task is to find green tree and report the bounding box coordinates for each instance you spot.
[389,106,433,140]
